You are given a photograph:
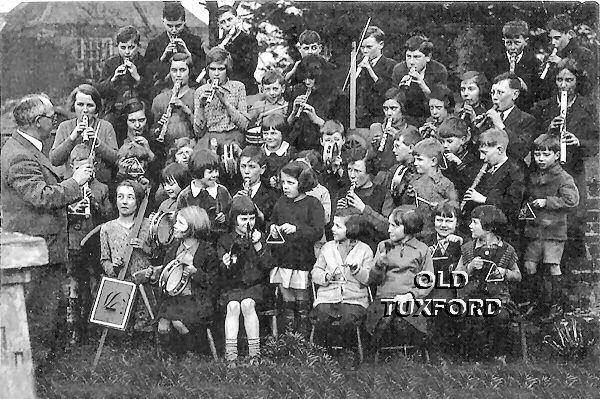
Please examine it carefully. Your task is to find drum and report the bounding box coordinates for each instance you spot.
[159,259,190,296]
[149,211,174,246]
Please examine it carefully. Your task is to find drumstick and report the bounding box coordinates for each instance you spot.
[138,285,155,319]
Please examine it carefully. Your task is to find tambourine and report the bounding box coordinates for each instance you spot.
[149,211,174,246]
[159,259,190,296]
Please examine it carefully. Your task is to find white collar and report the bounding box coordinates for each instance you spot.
[191,180,218,198]
[501,106,515,120]
[370,54,382,66]
[506,52,523,64]
[250,180,261,198]
[489,158,508,174]
[264,141,290,157]
[17,130,43,152]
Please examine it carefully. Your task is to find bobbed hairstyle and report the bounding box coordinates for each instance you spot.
[460,71,490,101]
[161,162,191,189]
[261,113,289,137]
[205,47,233,74]
[116,179,146,210]
[532,133,560,153]
[470,205,507,235]
[298,30,321,45]
[280,161,318,193]
[188,148,220,179]
[434,199,460,220]
[67,84,103,114]
[555,57,589,95]
[384,87,407,114]
[228,195,256,229]
[390,205,423,236]
[167,137,196,164]
[177,206,211,239]
[429,83,454,110]
[121,98,146,118]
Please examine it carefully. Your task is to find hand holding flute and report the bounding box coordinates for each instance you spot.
[540,48,558,80]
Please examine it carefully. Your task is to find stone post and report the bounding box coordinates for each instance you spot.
[0,232,49,399]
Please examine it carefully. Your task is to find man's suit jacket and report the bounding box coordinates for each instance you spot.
[391,59,448,126]
[1,132,82,264]
[356,55,397,127]
[144,29,206,96]
[222,31,259,95]
[482,106,538,163]
[485,49,542,112]
[461,158,525,238]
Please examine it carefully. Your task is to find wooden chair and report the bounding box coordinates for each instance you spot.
[308,282,369,363]
[373,316,430,363]
[258,286,279,339]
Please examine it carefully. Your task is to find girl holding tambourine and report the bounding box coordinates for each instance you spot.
[145,206,218,353]
[217,196,272,366]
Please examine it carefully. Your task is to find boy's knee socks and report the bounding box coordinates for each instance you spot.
[225,338,238,361]
[248,337,260,358]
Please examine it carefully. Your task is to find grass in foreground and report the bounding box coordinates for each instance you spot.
[36,331,600,399]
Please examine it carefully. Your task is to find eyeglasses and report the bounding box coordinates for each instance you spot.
[38,112,56,121]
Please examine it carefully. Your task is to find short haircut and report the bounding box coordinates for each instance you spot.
[69,143,91,163]
[261,69,285,86]
[405,35,433,56]
[240,145,267,166]
[320,119,345,137]
[298,30,321,45]
[116,25,140,45]
[479,128,509,149]
[429,84,454,109]
[161,162,191,189]
[390,206,423,236]
[13,94,51,127]
[547,14,572,33]
[345,214,370,241]
[261,114,289,137]
[461,71,490,98]
[394,125,422,146]
[555,57,588,94]
[205,46,233,74]
[163,1,186,21]
[437,117,468,139]
[280,161,318,193]
[434,199,459,220]
[365,26,385,42]
[492,71,521,90]
[116,179,145,209]
[502,20,529,38]
[178,206,211,239]
[171,52,192,67]
[217,5,237,18]
[532,133,560,153]
[188,148,220,179]
[121,98,146,118]
[67,84,103,114]
[471,205,507,235]
[167,137,195,163]
[412,137,444,163]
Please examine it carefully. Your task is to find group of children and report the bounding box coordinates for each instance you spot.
[51,5,597,364]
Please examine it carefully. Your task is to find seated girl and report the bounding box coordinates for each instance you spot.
[148,206,218,353]
[218,196,272,366]
[311,208,373,347]
[454,205,521,360]
[366,206,433,348]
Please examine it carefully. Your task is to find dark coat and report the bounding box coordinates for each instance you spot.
[220,30,259,95]
[356,55,397,128]
[143,29,206,96]
[391,59,448,126]
[481,106,538,163]
[97,53,148,111]
[1,131,82,264]
[484,48,542,112]
[461,158,525,239]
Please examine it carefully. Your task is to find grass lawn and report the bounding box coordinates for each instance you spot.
[36,330,600,399]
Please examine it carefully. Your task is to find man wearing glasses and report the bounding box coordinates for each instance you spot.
[1,94,93,369]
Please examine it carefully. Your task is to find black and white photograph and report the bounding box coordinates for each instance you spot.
[0,1,599,397]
